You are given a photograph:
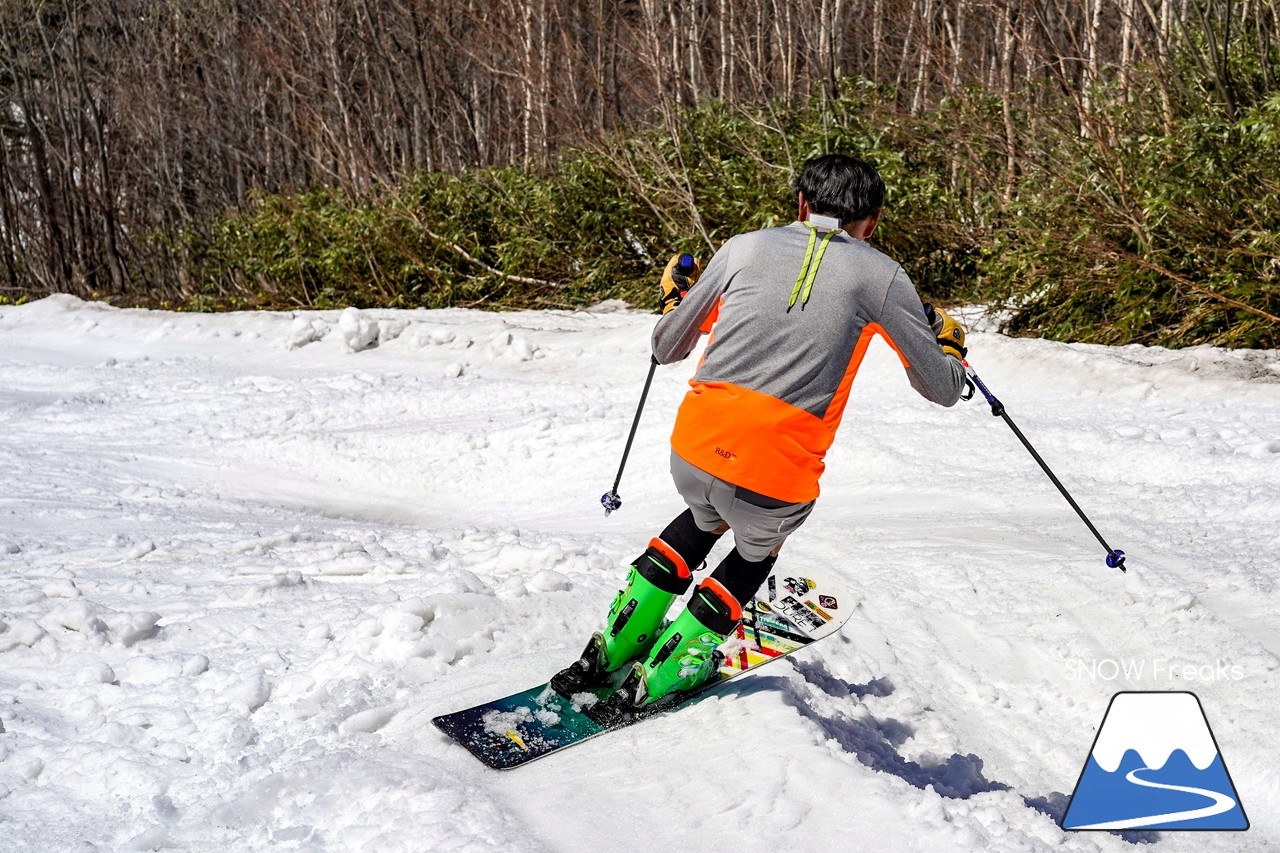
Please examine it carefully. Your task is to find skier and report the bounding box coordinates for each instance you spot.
[553,154,969,712]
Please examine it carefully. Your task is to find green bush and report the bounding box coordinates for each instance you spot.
[192,83,977,311]
[189,78,1280,349]
[985,95,1280,348]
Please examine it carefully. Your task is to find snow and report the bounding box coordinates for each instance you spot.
[1,294,1278,851]
[337,307,379,353]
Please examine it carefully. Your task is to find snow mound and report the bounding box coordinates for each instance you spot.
[285,316,329,349]
[483,329,542,361]
[338,307,379,352]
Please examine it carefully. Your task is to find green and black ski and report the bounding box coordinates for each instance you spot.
[432,570,851,769]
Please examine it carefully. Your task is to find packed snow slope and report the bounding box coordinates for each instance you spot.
[1,295,1278,852]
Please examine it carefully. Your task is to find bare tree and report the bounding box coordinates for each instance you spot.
[0,0,1274,302]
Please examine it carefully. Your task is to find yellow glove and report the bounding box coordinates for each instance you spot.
[924,303,967,360]
[658,253,702,314]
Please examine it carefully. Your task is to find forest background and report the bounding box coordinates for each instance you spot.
[1,0,1278,348]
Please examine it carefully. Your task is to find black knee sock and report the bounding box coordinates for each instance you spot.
[657,509,724,571]
[709,548,778,607]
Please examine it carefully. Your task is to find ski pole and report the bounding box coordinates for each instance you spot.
[601,253,696,516]
[600,356,657,516]
[964,361,1127,572]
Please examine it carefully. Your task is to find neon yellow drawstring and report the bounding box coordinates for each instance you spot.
[788,222,839,311]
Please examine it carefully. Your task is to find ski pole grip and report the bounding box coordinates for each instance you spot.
[964,362,1004,416]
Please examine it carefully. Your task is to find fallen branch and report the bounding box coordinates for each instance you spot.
[1102,246,1280,325]
[419,224,560,289]
[391,197,560,290]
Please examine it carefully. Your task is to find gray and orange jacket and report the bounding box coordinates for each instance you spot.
[652,221,966,504]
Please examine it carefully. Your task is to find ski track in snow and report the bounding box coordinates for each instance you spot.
[0,294,1277,852]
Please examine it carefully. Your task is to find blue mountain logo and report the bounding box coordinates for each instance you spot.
[1062,691,1248,831]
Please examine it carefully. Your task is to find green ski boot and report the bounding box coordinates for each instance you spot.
[551,539,691,697]
[588,578,740,723]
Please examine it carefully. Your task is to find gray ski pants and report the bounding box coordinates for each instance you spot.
[670,451,815,562]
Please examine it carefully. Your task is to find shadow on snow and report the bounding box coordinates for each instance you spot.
[734,658,1159,845]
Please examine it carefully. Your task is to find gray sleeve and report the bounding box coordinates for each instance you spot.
[650,240,734,365]
[875,267,967,407]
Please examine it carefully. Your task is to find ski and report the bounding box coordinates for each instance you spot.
[432,570,851,769]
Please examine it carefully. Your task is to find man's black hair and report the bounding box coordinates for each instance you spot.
[792,154,885,224]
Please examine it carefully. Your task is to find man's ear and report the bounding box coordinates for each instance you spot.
[857,209,882,240]
[797,192,809,222]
